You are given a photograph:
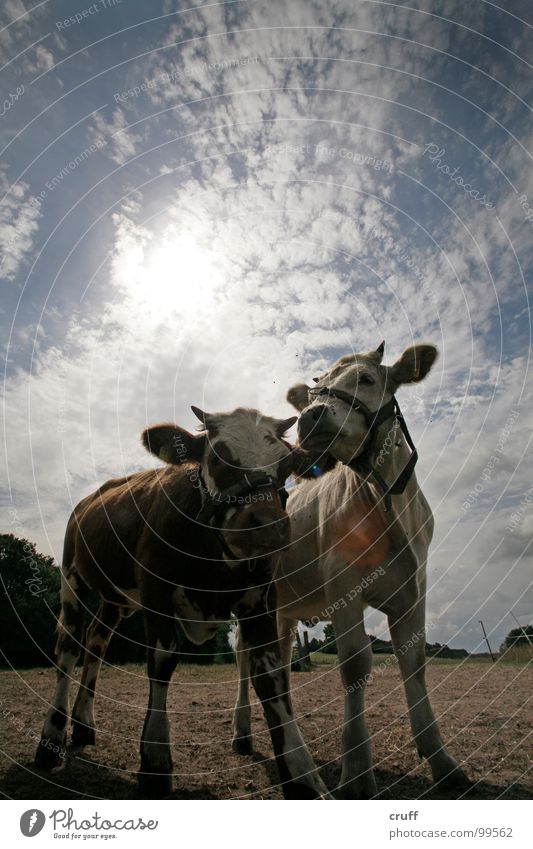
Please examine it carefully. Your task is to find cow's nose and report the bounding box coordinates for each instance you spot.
[309,404,328,422]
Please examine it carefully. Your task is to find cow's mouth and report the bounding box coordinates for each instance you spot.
[226,540,288,555]
[222,531,289,559]
[299,429,337,453]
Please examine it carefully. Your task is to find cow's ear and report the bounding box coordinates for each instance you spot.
[286,384,310,412]
[389,344,438,386]
[368,340,385,364]
[141,423,206,464]
[274,416,298,437]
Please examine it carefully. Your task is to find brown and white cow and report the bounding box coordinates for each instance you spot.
[34,406,328,799]
[233,344,470,798]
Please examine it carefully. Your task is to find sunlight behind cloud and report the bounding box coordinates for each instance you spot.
[117,229,223,320]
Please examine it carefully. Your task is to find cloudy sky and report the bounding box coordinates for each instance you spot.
[1,0,532,652]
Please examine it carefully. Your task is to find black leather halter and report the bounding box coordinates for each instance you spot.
[196,470,288,559]
[308,386,418,511]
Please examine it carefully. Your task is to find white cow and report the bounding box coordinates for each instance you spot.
[233,342,470,798]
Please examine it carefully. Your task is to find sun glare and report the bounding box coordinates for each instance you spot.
[130,234,222,317]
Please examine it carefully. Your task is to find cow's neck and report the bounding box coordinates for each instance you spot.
[346,413,419,510]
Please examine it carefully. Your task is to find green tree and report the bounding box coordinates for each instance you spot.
[321,622,337,654]
[0,534,61,667]
[500,625,533,653]
[0,533,238,668]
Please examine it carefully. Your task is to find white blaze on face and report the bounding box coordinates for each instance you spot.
[308,360,390,461]
[200,408,292,494]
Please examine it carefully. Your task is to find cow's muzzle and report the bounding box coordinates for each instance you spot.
[225,505,291,556]
[298,405,336,450]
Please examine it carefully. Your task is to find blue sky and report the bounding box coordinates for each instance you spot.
[1,0,532,652]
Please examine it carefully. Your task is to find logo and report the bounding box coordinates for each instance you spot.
[20,810,46,837]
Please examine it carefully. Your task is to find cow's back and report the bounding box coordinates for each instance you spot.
[65,465,202,601]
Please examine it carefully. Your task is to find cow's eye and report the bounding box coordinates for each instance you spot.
[359,374,374,386]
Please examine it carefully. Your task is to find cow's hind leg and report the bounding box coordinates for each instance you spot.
[278,615,297,675]
[389,605,470,788]
[138,613,179,798]
[71,602,124,747]
[35,567,89,770]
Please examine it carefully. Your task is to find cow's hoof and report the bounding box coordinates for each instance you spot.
[436,766,471,790]
[71,720,96,747]
[282,781,323,800]
[34,736,66,771]
[138,770,173,798]
[335,776,378,799]
[232,735,253,756]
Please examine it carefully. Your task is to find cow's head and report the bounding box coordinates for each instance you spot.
[287,342,438,464]
[142,408,302,558]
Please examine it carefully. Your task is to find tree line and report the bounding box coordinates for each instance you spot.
[0,534,233,668]
[2,534,529,668]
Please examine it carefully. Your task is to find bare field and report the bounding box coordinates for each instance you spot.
[1,658,531,800]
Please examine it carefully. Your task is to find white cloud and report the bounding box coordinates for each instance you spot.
[31,45,54,72]
[89,109,145,166]
[2,0,531,654]
[0,171,42,282]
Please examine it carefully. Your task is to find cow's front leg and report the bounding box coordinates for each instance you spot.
[232,624,252,754]
[237,594,328,799]
[388,602,470,789]
[332,601,377,799]
[139,613,179,798]
[232,614,298,756]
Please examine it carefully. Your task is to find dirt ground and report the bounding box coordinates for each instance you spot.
[1,657,531,800]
